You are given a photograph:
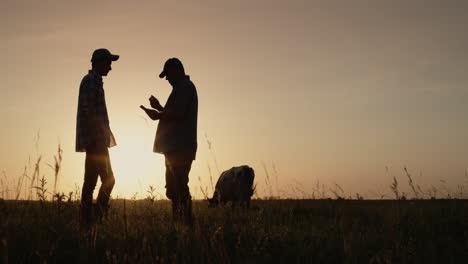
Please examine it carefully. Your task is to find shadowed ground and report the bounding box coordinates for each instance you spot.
[1,199,467,263]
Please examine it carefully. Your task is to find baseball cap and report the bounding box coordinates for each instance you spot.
[91,48,119,62]
[159,58,184,78]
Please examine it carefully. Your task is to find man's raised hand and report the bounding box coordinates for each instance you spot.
[149,95,163,111]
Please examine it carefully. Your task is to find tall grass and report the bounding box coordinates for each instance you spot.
[1,142,467,201]
[1,143,65,202]
[2,198,467,263]
[1,139,468,263]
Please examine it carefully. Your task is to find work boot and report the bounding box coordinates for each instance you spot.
[79,205,92,231]
[182,199,194,226]
[172,201,181,223]
[93,203,109,223]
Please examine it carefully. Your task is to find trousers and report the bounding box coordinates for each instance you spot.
[164,152,193,202]
[81,145,115,219]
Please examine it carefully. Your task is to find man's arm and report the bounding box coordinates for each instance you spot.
[161,86,193,121]
[140,105,163,120]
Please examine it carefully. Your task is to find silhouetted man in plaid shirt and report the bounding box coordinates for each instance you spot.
[76,48,119,228]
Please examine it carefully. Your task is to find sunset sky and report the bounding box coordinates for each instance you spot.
[1,0,467,199]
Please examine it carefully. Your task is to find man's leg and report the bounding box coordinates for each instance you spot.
[165,156,176,201]
[165,153,193,225]
[81,151,100,227]
[176,163,193,226]
[96,148,115,218]
[172,163,192,202]
[165,155,180,222]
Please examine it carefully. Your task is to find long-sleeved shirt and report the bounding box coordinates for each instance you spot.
[76,70,116,152]
[153,75,198,160]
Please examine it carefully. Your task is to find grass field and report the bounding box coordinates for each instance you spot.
[1,198,467,263]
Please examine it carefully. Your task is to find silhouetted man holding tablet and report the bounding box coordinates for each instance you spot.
[76,48,119,228]
[141,58,198,225]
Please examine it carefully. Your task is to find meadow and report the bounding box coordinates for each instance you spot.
[1,144,467,263]
[1,198,467,263]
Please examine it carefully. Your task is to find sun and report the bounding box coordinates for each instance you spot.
[108,133,166,199]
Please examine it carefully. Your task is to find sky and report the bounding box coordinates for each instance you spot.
[1,0,467,199]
